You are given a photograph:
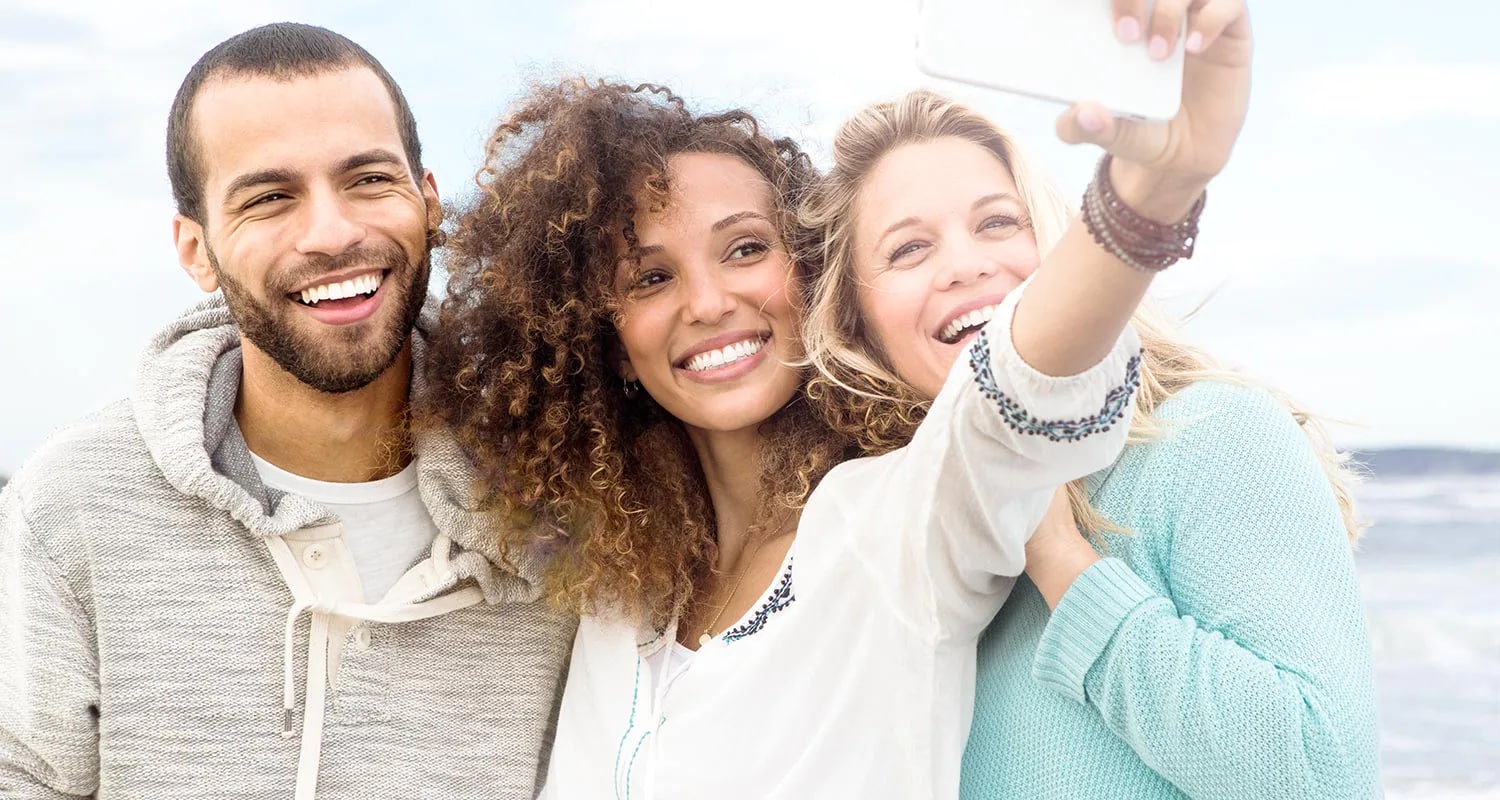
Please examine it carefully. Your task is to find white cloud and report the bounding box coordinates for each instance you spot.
[1284,62,1500,122]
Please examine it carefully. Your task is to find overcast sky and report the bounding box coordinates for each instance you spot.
[1,0,1496,474]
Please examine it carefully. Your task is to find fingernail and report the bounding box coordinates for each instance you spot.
[1116,16,1141,43]
[1149,35,1169,60]
[1078,107,1108,134]
[1185,31,1204,53]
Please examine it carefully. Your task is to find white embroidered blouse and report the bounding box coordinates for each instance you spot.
[541,291,1143,799]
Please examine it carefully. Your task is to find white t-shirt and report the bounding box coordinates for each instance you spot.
[250,453,438,601]
[542,292,1144,799]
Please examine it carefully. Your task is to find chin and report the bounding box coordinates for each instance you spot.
[682,389,796,434]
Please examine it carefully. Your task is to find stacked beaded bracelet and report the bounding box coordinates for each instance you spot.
[1082,154,1207,273]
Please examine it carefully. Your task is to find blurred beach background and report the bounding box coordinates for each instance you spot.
[1352,451,1499,799]
[1,1,1495,795]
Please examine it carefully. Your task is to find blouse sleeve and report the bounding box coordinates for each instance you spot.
[822,284,1142,640]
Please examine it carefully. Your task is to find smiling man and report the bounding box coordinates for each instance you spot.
[0,23,572,799]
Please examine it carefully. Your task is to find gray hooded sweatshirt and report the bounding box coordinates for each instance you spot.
[0,294,576,799]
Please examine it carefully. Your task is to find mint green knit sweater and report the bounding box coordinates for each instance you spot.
[961,381,1381,799]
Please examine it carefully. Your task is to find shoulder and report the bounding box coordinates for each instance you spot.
[1153,380,1295,430]
[1141,380,1314,470]
[5,399,156,530]
[1109,380,1349,535]
[1103,380,1343,513]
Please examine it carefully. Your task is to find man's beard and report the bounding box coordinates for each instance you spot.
[208,241,430,395]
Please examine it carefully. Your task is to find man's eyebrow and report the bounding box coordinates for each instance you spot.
[220,149,409,207]
[336,149,407,175]
[223,168,297,203]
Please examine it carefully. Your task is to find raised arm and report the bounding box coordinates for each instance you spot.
[1013,0,1252,377]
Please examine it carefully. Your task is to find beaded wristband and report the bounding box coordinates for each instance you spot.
[1082,154,1206,273]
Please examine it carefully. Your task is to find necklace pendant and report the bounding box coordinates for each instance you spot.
[698,632,712,647]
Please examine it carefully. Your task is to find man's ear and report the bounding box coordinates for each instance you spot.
[173,214,218,293]
[421,170,442,234]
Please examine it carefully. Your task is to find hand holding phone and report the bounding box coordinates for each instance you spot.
[918,0,1253,221]
[917,0,1186,120]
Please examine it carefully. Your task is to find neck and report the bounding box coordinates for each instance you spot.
[686,424,770,568]
[236,338,414,483]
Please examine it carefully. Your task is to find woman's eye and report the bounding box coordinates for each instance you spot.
[980,215,1022,234]
[887,240,927,266]
[727,239,769,261]
[632,270,670,290]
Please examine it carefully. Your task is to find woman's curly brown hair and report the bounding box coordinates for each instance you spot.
[424,79,855,626]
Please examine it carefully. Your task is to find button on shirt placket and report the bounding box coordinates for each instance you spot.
[302,543,331,570]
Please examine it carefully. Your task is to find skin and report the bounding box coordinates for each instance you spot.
[172,67,442,482]
[612,152,801,647]
[853,137,1042,400]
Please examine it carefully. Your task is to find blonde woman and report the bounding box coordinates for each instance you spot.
[799,13,1380,800]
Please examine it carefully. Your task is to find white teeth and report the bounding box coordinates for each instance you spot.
[297,272,384,306]
[683,337,766,373]
[940,304,1000,343]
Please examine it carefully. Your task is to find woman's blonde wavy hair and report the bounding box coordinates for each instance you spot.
[798,90,1364,542]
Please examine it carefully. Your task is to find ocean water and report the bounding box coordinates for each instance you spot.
[1355,473,1500,798]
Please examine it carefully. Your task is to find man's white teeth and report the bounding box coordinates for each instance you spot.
[683,337,766,372]
[299,272,382,305]
[940,304,999,344]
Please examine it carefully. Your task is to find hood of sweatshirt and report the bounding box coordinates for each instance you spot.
[130,292,543,605]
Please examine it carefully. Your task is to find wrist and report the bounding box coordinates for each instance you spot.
[1108,158,1209,225]
[1025,533,1102,611]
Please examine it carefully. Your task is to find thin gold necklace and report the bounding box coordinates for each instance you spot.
[696,535,770,647]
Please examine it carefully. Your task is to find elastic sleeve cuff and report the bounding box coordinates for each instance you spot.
[1031,557,1157,704]
[962,284,1143,445]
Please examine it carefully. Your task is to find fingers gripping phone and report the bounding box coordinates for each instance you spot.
[915,0,1185,121]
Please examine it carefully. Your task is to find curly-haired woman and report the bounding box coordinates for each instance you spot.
[426,5,1242,796]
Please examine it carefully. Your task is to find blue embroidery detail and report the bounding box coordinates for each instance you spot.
[968,332,1142,442]
[613,658,642,799]
[722,556,796,643]
[625,731,653,800]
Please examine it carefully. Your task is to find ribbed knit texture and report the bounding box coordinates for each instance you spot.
[961,381,1382,799]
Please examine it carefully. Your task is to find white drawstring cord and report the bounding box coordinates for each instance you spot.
[265,534,484,800]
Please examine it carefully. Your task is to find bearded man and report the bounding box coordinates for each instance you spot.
[0,22,572,800]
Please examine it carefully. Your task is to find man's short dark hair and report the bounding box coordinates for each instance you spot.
[167,22,424,223]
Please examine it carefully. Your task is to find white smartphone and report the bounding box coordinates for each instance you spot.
[915,0,1185,121]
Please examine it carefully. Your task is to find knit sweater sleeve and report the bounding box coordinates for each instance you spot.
[0,483,100,798]
[1030,383,1382,799]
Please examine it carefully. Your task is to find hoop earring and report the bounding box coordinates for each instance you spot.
[622,377,641,398]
